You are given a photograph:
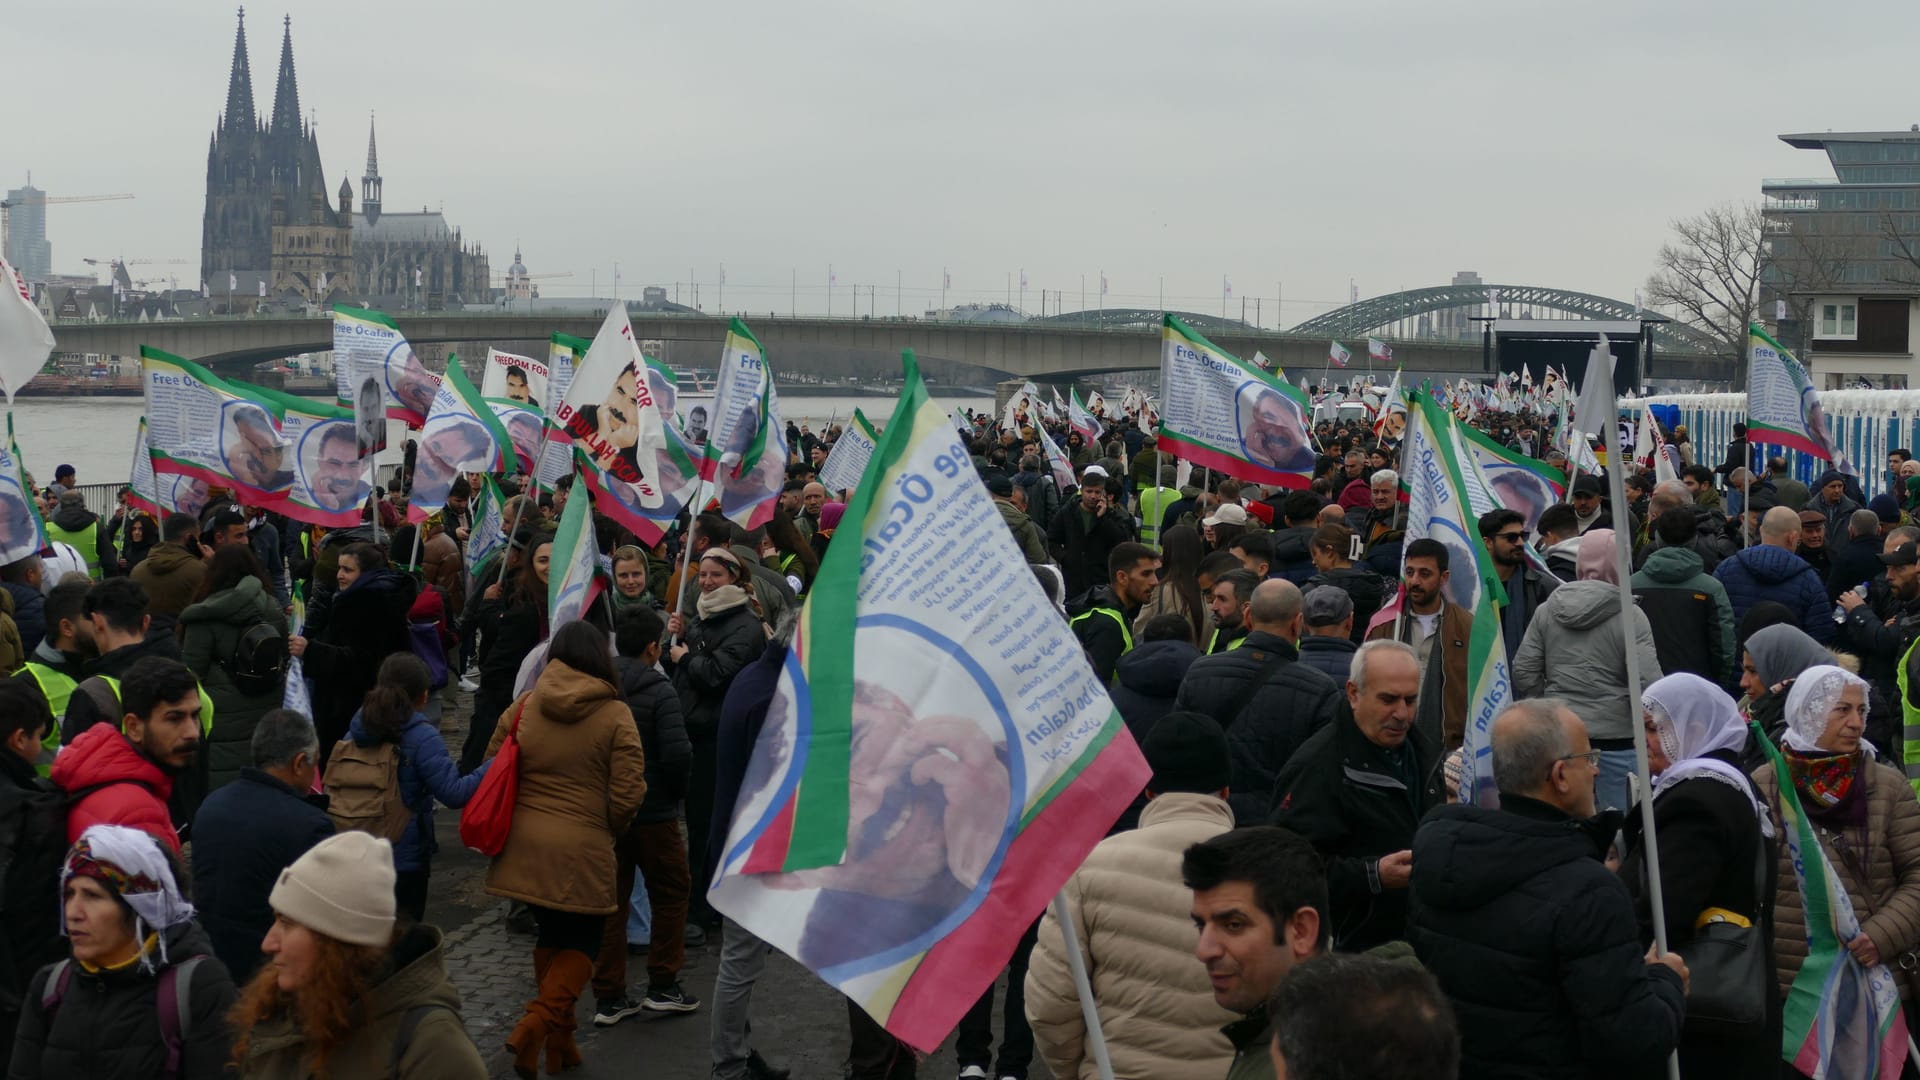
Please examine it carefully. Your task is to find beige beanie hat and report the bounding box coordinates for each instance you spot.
[268,831,397,947]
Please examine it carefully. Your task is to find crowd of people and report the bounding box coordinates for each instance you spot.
[3,391,1918,1079]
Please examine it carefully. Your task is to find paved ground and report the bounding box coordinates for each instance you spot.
[423,688,997,1079]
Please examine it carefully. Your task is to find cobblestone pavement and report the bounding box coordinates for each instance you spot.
[426,687,992,1078]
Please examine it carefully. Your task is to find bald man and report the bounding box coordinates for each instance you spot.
[801,481,828,532]
[1173,579,1343,822]
[1713,503,1836,643]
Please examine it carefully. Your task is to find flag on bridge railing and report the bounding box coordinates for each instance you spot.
[1155,314,1313,489]
[0,257,54,404]
[710,350,1149,1053]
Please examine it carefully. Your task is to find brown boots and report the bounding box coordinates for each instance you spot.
[507,947,593,1078]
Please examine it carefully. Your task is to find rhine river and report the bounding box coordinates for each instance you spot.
[9,393,994,489]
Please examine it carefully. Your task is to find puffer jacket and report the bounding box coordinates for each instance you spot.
[617,656,693,824]
[673,601,767,742]
[1171,632,1341,822]
[178,576,289,791]
[12,922,237,1080]
[49,722,177,852]
[300,569,418,752]
[232,924,486,1079]
[1713,543,1836,644]
[1110,640,1202,744]
[1295,633,1357,683]
[1407,797,1684,1079]
[1754,756,1920,1008]
[1513,580,1662,741]
[1025,793,1238,1080]
[484,660,646,914]
[1303,564,1385,644]
[129,541,206,620]
[1630,545,1736,687]
[1269,525,1316,585]
[0,588,21,674]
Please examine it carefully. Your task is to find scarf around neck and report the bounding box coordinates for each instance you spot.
[697,583,751,620]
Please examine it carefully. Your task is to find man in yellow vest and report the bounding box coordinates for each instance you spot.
[42,491,116,582]
[60,579,187,744]
[1135,465,1182,551]
[12,581,92,776]
[1070,542,1161,685]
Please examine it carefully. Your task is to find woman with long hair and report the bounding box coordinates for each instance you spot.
[1303,523,1384,642]
[116,512,157,574]
[1131,523,1210,644]
[180,544,289,790]
[460,535,552,774]
[485,621,646,1079]
[289,542,417,759]
[13,824,238,1079]
[763,509,820,594]
[346,654,491,921]
[227,832,485,1078]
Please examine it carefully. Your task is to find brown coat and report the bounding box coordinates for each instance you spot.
[421,530,464,621]
[1365,599,1471,749]
[129,541,205,620]
[1754,757,1920,1006]
[484,660,648,914]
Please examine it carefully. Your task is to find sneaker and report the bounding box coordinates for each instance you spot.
[458,674,479,692]
[958,1069,989,1080]
[642,982,701,1013]
[593,995,645,1027]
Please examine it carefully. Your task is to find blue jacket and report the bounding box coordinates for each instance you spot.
[1712,544,1836,644]
[2,582,44,657]
[189,768,334,981]
[347,708,490,872]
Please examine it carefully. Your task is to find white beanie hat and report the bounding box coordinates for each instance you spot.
[268,832,397,947]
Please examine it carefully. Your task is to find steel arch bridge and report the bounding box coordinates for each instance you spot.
[1028,308,1255,338]
[1288,284,1718,354]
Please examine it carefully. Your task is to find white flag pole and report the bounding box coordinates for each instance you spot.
[668,477,710,645]
[1593,339,1679,1080]
[1050,892,1117,1080]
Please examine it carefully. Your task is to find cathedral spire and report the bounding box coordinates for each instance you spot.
[361,111,383,226]
[268,14,301,136]
[223,7,255,131]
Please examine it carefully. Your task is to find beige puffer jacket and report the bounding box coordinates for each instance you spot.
[1025,792,1237,1080]
[1753,756,1920,1006]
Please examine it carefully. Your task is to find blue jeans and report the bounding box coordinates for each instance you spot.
[1596,748,1637,814]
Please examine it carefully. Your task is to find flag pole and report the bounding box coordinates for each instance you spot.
[1596,350,1680,1080]
[1050,892,1118,1080]
[668,476,710,644]
[497,425,555,589]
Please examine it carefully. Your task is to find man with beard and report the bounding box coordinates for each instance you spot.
[1270,641,1439,953]
[10,581,92,772]
[1242,389,1314,475]
[305,424,366,514]
[1479,509,1558,664]
[1364,539,1469,753]
[1070,542,1161,685]
[51,656,204,853]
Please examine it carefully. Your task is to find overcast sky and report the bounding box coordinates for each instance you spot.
[11,0,1920,326]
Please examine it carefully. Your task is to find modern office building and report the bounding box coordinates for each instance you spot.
[4,181,52,281]
[1762,130,1920,388]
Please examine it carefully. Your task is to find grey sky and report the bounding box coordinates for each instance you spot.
[10,0,1920,327]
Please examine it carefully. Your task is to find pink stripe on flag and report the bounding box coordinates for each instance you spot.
[1155,432,1311,491]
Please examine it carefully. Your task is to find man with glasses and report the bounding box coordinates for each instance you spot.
[1477,509,1557,664]
[1269,640,1440,952]
[1407,698,1688,1078]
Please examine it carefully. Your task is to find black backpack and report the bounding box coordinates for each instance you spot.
[224,621,287,697]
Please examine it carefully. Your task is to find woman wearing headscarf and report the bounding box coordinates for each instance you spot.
[1740,623,1841,745]
[12,824,238,1080]
[1619,673,1777,1075]
[1752,664,1920,1028]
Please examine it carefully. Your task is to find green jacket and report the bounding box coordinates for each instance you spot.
[235,925,484,1080]
[1223,1008,1276,1080]
[179,576,290,791]
[996,498,1049,564]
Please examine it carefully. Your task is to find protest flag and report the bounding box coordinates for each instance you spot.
[331,305,440,426]
[1455,422,1566,535]
[1373,369,1406,440]
[1328,340,1351,368]
[480,346,549,406]
[407,360,515,525]
[0,419,47,566]
[126,418,163,519]
[1747,323,1846,465]
[817,408,880,495]
[241,383,371,528]
[1037,424,1078,491]
[1399,389,1512,806]
[0,257,54,403]
[710,350,1150,1053]
[140,347,294,505]
[1368,337,1392,364]
[488,398,545,475]
[553,305,667,504]
[549,456,610,630]
[463,473,508,599]
[1067,387,1104,445]
[699,319,787,531]
[1155,314,1313,490]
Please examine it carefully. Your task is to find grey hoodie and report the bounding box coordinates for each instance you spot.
[1512,579,1663,740]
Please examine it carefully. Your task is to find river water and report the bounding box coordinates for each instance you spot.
[8,392,993,488]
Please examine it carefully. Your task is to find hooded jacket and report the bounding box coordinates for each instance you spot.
[13,921,237,1080]
[1630,545,1736,686]
[1513,580,1662,742]
[1712,543,1835,644]
[232,924,486,1079]
[1069,585,1139,686]
[1269,526,1317,585]
[484,660,647,914]
[1543,536,1582,581]
[129,541,205,620]
[1407,798,1685,1078]
[45,503,115,578]
[179,576,289,791]
[49,723,179,853]
[996,497,1049,564]
[300,569,418,750]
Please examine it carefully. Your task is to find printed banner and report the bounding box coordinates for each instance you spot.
[464,474,507,599]
[480,347,548,407]
[817,409,879,494]
[245,384,372,528]
[711,350,1149,1053]
[1155,314,1314,489]
[1456,423,1566,533]
[1748,323,1840,461]
[1036,424,1078,491]
[548,462,607,631]
[126,418,162,519]
[703,319,785,530]
[331,306,440,426]
[552,305,665,502]
[140,347,294,505]
[489,399,546,475]
[1067,387,1104,445]
[1373,369,1406,441]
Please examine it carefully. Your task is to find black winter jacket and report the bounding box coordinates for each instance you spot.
[618,657,694,823]
[299,569,418,750]
[1172,631,1340,822]
[1295,634,1357,683]
[1045,497,1134,601]
[1828,533,1889,601]
[1302,565,1385,643]
[11,922,238,1080]
[1407,796,1685,1079]
[1269,702,1440,951]
[1068,586,1138,686]
[1110,639,1201,745]
[1269,526,1316,585]
[674,602,767,743]
[708,640,786,879]
[188,768,334,982]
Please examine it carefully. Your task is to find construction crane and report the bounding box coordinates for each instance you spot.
[0,192,135,259]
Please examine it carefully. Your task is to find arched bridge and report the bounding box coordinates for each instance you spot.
[1290,284,1719,354]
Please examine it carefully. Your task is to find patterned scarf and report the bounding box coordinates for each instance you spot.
[1785,748,1861,810]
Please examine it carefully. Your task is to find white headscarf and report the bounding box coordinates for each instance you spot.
[1642,673,1772,836]
[1782,664,1873,755]
[61,825,196,972]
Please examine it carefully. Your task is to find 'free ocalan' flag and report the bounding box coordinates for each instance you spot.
[548,459,608,631]
[141,347,294,506]
[710,351,1149,1052]
[331,306,440,426]
[817,409,880,494]
[1155,314,1314,489]
[1748,323,1844,464]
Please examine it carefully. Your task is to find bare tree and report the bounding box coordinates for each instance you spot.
[1644,203,1768,365]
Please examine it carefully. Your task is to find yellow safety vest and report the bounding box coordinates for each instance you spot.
[1069,607,1135,684]
[14,662,75,776]
[1207,628,1248,654]
[44,520,101,579]
[94,675,215,736]
[1136,487,1181,549]
[1897,638,1920,801]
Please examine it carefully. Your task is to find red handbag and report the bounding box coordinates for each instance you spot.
[459,700,525,856]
